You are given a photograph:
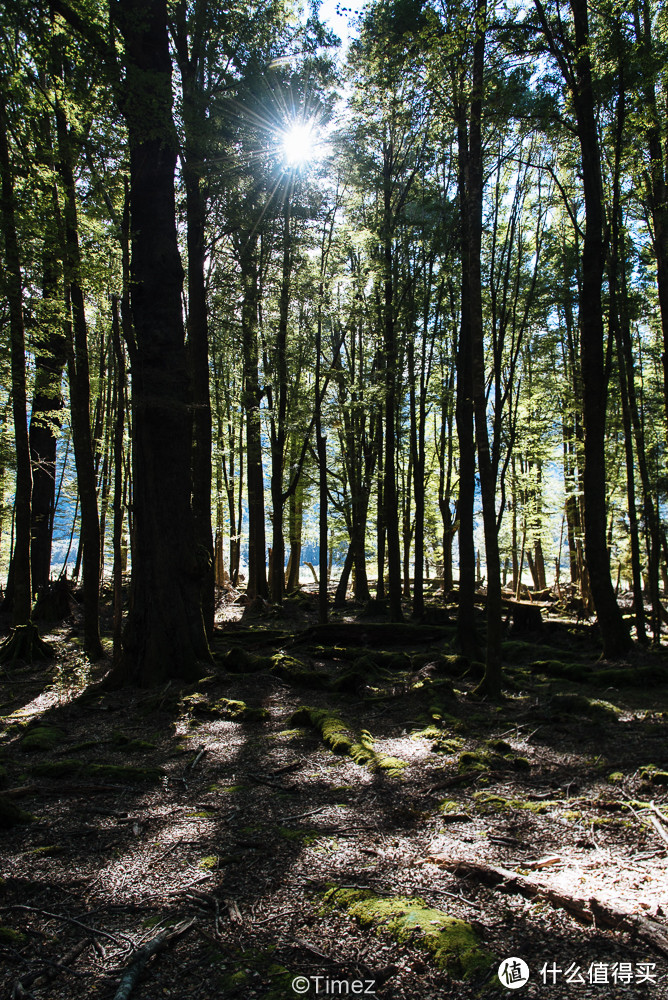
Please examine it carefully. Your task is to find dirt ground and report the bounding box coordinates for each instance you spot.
[1,586,667,1000]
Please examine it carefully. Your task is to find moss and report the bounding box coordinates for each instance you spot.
[439,799,462,814]
[26,844,63,857]
[410,724,443,741]
[289,707,407,775]
[549,693,620,722]
[30,759,164,783]
[458,750,493,774]
[591,664,668,687]
[607,772,625,784]
[323,886,492,979]
[276,826,319,845]
[198,855,218,870]
[215,698,269,723]
[639,765,668,786]
[532,660,593,682]
[472,792,555,815]
[486,739,512,753]
[271,654,330,689]
[20,723,66,752]
[0,925,27,944]
[221,646,264,673]
[0,794,35,828]
[185,693,268,722]
[111,732,157,752]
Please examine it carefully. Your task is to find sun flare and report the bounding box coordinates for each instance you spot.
[281,121,317,167]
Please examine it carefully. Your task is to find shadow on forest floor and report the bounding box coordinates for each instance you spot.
[0,586,667,999]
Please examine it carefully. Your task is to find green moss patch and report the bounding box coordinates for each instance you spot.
[639,765,668,787]
[184,693,268,722]
[111,732,157,752]
[0,795,35,828]
[289,707,407,775]
[0,925,27,944]
[472,791,556,815]
[26,844,63,857]
[20,724,67,752]
[30,759,164,783]
[548,693,620,722]
[323,886,492,978]
[271,654,330,689]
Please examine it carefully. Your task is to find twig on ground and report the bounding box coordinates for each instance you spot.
[0,905,132,945]
[277,804,331,822]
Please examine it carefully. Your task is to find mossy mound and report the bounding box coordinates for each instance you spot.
[323,886,492,979]
[30,759,164,783]
[111,732,157,752]
[502,640,582,664]
[548,693,620,722]
[639,765,668,787]
[20,723,67,753]
[531,660,593,682]
[220,646,274,673]
[0,794,35,829]
[590,664,668,687]
[271,654,330,689]
[457,746,530,775]
[183,693,268,722]
[472,791,556,815]
[289,707,407,775]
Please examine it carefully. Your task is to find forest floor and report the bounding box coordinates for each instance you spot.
[1,586,668,1000]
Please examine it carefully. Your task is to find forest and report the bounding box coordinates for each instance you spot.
[0,0,668,997]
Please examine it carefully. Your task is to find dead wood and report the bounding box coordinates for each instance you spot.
[112,919,196,1000]
[430,858,668,959]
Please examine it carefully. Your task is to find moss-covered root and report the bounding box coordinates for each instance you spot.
[323,886,492,979]
[289,707,407,775]
[0,623,55,664]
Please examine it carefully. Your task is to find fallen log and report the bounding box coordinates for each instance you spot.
[427,857,668,959]
[113,918,196,1000]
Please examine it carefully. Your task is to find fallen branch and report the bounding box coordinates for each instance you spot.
[0,905,132,945]
[113,919,196,1000]
[11,938,90,996]
[429,857,668,959]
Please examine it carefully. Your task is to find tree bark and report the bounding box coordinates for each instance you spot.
[0,93,32,625]
[112,0,211,684]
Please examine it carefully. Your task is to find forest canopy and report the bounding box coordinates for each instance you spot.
[0,0,667,692]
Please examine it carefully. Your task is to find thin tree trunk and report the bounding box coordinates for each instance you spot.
[0,93,32,624]
[55,99,103,658]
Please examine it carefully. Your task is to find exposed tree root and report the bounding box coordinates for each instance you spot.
[429,857,668,959]
[0,623,55,664]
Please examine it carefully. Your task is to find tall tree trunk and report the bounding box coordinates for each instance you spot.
[112,0,211,684]
[184,151,214,636]
[30,249,66,596]
[0,93,32,625]
[464,0,502,695]
[55,100,103,658]
[240,245,268,601]
[570,0,631,656]
[382,149,403,621]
